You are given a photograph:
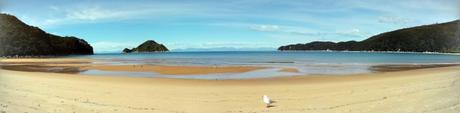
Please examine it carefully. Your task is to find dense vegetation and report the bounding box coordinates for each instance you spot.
[123,40,168,53]
[279,20,460,53]
[0,13,93,56]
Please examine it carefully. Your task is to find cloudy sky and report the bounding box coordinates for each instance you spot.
[1,0,459,53]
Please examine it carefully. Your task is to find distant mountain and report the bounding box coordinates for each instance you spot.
[279,20,460,53]
[0,13,93,56]
[173,47,275,52]
[122,40,168,53]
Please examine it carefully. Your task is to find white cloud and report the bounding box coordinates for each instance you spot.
[286,30,322,36]
[22,3,205,28]
[378,16,414,26]
[248,24,368,38]
[249,24,280,32]
[65,6,141,21]
[49,5,59,11]
[166,41,274,50]
[291,28,368,39]
[3,0,457,50]
[39,6,147,26]
[248,24,322,36]
[7,0,457,31]
[336,29,368,38]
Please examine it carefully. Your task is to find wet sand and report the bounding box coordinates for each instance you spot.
[1,58,264,75]
[0,58,460,113]
[278,68,300,73]
[0,58,93,63]
[85,65,265,75]
[2,58,459,76]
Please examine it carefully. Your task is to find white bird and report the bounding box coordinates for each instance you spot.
[263,95,271,108]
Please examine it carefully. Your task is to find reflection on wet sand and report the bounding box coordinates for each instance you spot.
[2,58,459,79]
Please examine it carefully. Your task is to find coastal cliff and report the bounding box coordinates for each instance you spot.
[123,40,168,53]
[0,13,93,56]
[278,20,460,53]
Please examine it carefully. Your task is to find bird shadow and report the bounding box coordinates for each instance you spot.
[266,100,278,108]
[267,105,276,108]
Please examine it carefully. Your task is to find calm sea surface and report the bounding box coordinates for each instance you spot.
[66,51,460,79]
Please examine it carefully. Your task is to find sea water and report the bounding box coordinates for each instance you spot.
[70,51,460,79]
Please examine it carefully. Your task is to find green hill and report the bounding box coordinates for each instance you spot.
[0,13,93,56]
[122,40,168,53]
[279,20,460,53]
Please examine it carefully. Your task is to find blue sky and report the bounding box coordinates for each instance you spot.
[1,0,459,53]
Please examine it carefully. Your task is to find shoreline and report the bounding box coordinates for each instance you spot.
[1,49,460,58]
[0,64,458,83]
[1,65,459,113]
[2,58,460,79]
[277,50,460,55]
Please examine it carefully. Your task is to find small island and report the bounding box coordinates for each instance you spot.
[122,40,169,53]
[278,20,460,53]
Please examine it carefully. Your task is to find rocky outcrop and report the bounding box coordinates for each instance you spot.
[0,13,93,56]
[279,20,460,53]
[123,40,168,53]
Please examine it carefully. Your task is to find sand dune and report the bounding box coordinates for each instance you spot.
[1,65,459,113]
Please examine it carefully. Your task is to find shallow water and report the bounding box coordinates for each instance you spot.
[71,51,460,65]
[57,51,460,79]
[80,68,300,80]
[2,51,459,79]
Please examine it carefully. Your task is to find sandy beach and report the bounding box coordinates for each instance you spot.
[2,1,459,112]
[1,58,460,113]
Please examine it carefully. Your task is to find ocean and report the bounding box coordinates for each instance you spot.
[64,51,460,79]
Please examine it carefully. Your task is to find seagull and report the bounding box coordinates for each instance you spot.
[263,95,271,108]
